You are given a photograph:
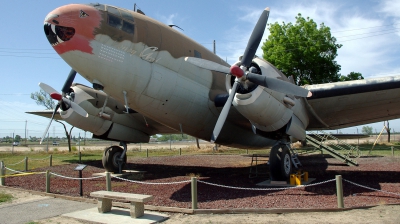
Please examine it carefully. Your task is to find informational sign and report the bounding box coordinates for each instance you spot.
[74,164,87,171]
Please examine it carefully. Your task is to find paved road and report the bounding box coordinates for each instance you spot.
[0,197,95,224]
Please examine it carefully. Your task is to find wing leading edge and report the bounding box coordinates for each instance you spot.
[305,75,400,130]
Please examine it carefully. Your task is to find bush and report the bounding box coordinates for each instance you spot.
[71,146,77,152]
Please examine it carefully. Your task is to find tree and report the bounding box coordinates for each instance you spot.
[262,14,362,85]
[14,135,21,142]
[340,72,364,81]
[31,90,56,110]
[30,90,74,152]
[362,126,373,135]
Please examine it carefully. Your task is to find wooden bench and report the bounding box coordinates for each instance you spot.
[90,191,153,218]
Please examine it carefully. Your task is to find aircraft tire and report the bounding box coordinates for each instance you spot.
[269,143,292,181]
[102,146,127,172]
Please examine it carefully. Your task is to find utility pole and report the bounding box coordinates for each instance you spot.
[134,3,136,11]
[25,120,27,145]
[213,40,216,54]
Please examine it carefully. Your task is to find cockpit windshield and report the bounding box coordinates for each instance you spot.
[106,5,135,34]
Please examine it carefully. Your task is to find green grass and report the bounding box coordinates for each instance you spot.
[0,191,13,204]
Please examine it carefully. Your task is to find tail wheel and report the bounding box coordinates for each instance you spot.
[269,143,293,181]
[102,146,127,172]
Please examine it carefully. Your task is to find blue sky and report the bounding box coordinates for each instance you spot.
[1,0,400,139]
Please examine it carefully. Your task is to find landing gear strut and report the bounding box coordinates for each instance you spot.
[102,142,127,173]
[269,142,301,181]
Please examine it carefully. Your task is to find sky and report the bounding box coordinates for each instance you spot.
[1,0,400,140]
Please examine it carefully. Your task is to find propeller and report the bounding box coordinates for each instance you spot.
[39,69,88,144]
[185,7,312,142]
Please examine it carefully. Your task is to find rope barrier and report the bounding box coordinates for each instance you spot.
[30,156,51,161]
[5,167,27,174]
[343,178,400,197]
[197,179,336,191]
[0,172,45,178]
[5,159,25,166]
[112,175,191,185]
[50,172,105,180]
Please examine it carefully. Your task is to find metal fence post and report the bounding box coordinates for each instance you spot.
[25,157,28,171]
[146,149,149,158]
[336,175,344,208]
[46,170,50,193]
[106,172,112,191]
[191,177,198,209]
[49,155,52,167]
[79,151,82,163]
[0,161,5,186]
[392,146,394,157]
[179,148,182,156]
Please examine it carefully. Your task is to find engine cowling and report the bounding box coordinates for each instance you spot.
[227,57,308,141]
[59,84,149,143]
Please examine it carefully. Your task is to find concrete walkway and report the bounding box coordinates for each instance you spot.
[0,192,168,224]
[0,197,94,224]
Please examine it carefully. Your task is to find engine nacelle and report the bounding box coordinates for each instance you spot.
[59,84,149,143]
[227,57,308,141]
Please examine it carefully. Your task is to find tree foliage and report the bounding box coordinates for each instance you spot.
[262,14,362,85]
[362,126,373,135]
[340,72,364,81]
[30,90,56,110]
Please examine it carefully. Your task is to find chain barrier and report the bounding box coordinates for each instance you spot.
[50,172,105,180]
[30,156,51,161]
[343,178,400,197]
[112,175,191,185]
[197,179,335,191]
[5,159,25,166]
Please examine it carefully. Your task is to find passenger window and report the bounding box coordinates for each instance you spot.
[108,14,122,29]
[122,21,135,34]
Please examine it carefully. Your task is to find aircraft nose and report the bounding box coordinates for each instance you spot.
[44,4,102,54]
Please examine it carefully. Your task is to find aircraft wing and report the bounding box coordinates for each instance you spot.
[305,75,400,130]
[26,110,178,135]
[26,110,62,120]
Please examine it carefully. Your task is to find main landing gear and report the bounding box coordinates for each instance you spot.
[102,142,127,173]
[269,142,302,181]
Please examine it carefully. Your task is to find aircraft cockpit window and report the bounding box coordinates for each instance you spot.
[87,3,105,11]
[122,21,135,34]
[120,10,134,22]
[107,6,121,17]
[108,14,122,29]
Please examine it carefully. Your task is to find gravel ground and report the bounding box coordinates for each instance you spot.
[4,154,400,210]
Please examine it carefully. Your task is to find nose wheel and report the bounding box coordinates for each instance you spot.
[102,142,127,173]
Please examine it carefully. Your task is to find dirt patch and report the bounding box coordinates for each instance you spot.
[4,154,400,210]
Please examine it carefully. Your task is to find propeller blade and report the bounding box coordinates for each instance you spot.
[40,104,60,144]
[185,57,230,74]
[211,81,239,142]
[246,73,312,97]
[241,7,270,67]
[39,82,59,95]
[69,100,88,117]
[61,69,77,94]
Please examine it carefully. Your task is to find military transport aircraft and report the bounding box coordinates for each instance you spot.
[31,3,400,181]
